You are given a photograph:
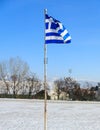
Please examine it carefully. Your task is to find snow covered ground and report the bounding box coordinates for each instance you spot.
[0,99,100,130]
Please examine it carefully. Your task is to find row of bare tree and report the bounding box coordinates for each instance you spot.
[0,57,42,97]
[0,57,99,100]
[53,77,99,100]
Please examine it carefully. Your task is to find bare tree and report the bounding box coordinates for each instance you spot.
[26,73,42,97]
[9,57,30,97]
[73,83,81,100]
[0,57,30,97]
[0,61,10,94]
[53,77,79,100]
[54,79,64,100]
[64,77,77,90]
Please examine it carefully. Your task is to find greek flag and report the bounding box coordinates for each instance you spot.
[45,14,71,44]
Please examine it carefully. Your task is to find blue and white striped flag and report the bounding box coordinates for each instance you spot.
[45,14,71,44]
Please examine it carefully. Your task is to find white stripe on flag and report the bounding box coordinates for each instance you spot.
[45,29,57,33]
[61,30,68,37]
[64,36,71,42]
[45,19,53,23]
[45,36,63,40]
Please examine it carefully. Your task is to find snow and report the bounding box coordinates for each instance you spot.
[0,99,100,130]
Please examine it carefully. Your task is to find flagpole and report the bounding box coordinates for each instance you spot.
[44,9,47,130]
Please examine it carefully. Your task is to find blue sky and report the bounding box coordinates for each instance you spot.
[0,0,100,82]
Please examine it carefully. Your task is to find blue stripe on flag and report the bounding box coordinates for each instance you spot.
[45,23,49,29]
[46,39,71,44]
[63,33,70,40]
[46,32,60,37]
[46,40,64,44]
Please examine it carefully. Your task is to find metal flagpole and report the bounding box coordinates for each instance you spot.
[44,9,47,130]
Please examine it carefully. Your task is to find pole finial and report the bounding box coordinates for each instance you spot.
[44,9,47,14]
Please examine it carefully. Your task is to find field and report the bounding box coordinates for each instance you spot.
[0,99,100,130]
